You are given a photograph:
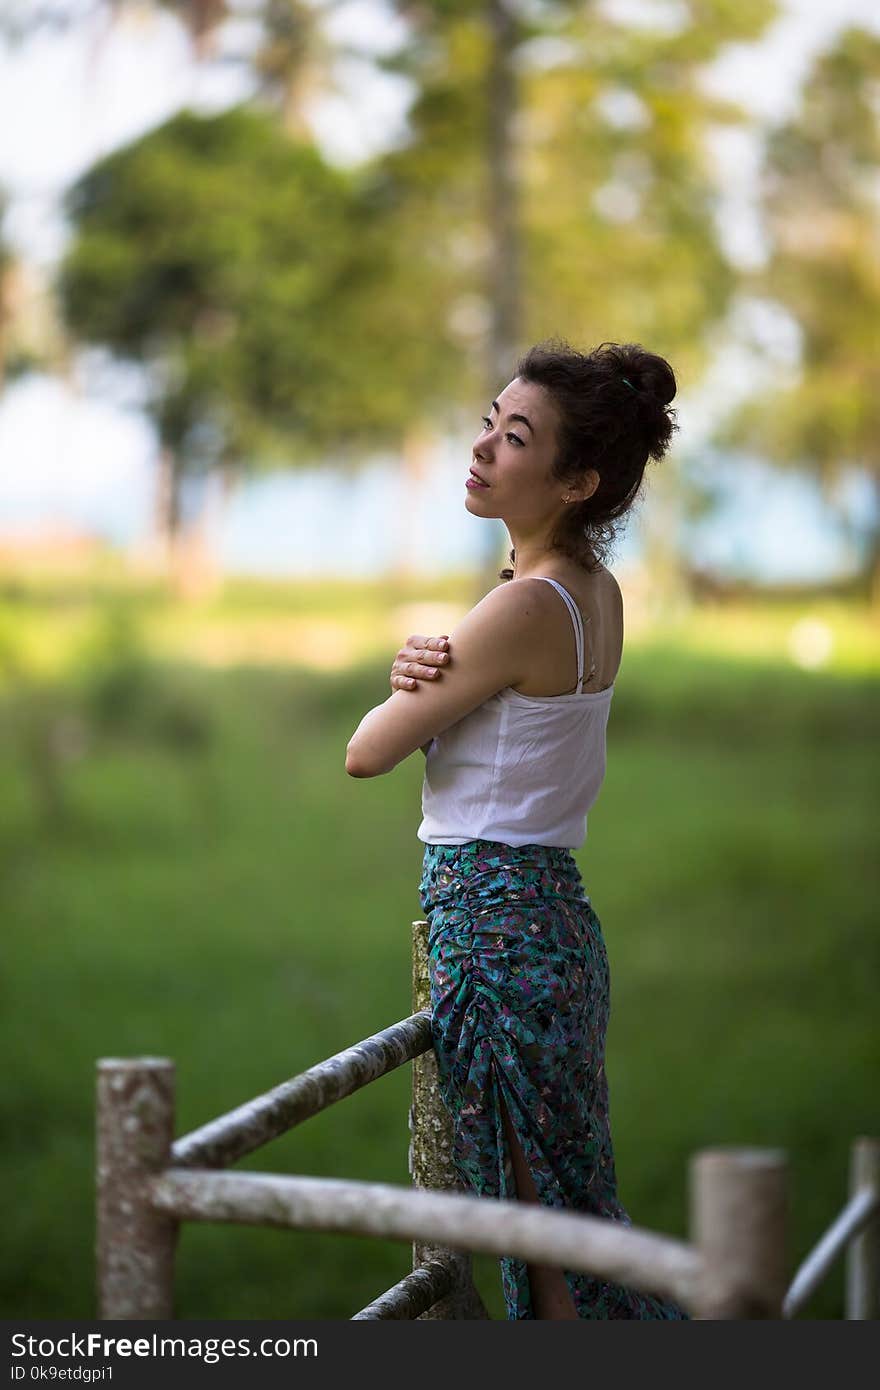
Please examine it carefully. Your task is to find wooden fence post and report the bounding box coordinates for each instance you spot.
[690,1147,788,1318]
[409,920,489,1319]
[846,1137,880,1319]
[96,1057,178,1318]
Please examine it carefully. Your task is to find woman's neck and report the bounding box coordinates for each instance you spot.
[509,539,559,582]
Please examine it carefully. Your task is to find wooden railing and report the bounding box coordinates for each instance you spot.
[95,920,879,1320]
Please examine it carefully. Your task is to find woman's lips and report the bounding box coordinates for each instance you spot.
[466,473,490,489]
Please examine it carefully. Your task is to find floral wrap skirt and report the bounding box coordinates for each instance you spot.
[418,837,689,1321]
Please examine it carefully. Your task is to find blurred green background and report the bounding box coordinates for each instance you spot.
[1,0,879,1323]
[1,573,876,1319]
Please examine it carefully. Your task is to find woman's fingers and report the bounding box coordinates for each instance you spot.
[391,635,450,689]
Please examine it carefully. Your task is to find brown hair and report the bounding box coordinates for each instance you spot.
[498,337,678,579]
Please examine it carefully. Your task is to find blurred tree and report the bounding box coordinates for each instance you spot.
[0,189,72,386]
[251,0,340,139]
[0,0,364,136]
[3,0,452,586]
[518,0,780,612]
[0,0,229,46]
[168,0,458,582]
[0,1,78,41]
[715,27,880,607]
[380,0,529,588]
[152,0,348,137]
[0,191,12,387]
[6,0,781,600]
[155,0,228,57]
[380,0,778,599]
[57,106,407,594]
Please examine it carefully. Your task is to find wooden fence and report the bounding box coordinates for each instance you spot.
[95,920,879,1320]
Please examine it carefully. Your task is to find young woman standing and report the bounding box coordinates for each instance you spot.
[346,339,689,1320]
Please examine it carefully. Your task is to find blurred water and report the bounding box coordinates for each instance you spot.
[1,1,876,584]
[0,372,869,582]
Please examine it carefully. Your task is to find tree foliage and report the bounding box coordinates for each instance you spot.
[17,0,798,592]
[0,190,12,384]
[715,28,880,593]
[376,0,778,417]
[58,105,411,472]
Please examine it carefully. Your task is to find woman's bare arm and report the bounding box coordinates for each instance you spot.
[346,584,545,777]
[388,633,453,755]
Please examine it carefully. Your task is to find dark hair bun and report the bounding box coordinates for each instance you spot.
[499,336,679,577]
[616,345,677,408]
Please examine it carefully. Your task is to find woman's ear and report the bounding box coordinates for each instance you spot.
[565,470,600,505]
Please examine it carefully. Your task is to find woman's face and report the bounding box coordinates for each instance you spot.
[465,377,568,527]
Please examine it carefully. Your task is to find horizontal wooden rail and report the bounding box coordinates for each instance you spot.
[97,1043,876,1318]
[148,1167,701,1311]
[351,1259,457,1320]
[170,1012,432,1171]
[783,1185,880,1319]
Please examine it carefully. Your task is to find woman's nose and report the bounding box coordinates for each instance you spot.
[473,428,494,456]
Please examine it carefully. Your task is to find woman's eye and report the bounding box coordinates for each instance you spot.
[480,416,524,446]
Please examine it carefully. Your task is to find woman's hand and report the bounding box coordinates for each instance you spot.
[391,634,450,692]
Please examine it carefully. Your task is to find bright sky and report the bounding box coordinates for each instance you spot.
[0,0,877,580]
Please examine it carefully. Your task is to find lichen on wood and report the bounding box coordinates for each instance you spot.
[409,919,489,1316]
[172,1012,432,1171]
[351,1259,456,1319]
[96,1058,179,1319]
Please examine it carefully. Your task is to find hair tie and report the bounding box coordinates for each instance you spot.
[621,376,638,393]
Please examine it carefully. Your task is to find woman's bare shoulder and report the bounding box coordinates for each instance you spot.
[474,575,558,619]
[454,579,562,670]
[489,565,620,614]
[597,563,623,606]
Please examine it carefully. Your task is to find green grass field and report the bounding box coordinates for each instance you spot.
[0,575,877,1319]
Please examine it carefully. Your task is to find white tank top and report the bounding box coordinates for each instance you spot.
[417,577,615,849]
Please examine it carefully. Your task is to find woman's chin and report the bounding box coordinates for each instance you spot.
[465,489,494,514]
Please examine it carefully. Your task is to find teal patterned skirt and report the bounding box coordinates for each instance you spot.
[418,837,689,1320]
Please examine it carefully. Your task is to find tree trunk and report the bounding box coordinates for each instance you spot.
[390,423,435,583]
[280,62,324,142]
[475,0,521,602]
[865,501,880,618]
[131,445,185,583]
[0,255,11,389]
[179,0,227,61]
[171,458,239,603]
[486,0,520,391]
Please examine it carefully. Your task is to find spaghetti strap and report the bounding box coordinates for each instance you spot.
[533,577,597,693]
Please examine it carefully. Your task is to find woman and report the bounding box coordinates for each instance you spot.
[345,338,688,1320]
